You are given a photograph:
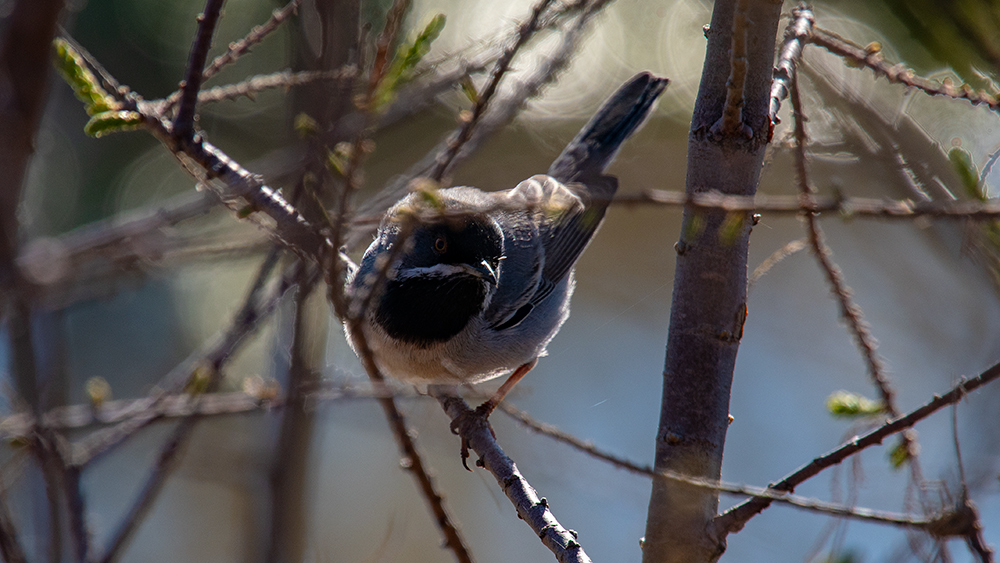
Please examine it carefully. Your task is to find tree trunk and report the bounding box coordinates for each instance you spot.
[642,1,782,562]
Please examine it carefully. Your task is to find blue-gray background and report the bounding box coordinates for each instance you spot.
[4,0,1000,561]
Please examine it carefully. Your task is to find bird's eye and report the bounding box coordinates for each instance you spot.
[433,235,448,254]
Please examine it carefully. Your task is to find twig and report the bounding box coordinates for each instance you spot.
[328,0,412,318]
[60,33,332,262]
[95,258,309,563]
[498,404,939,530]
[712,359,1000,535]
[0,386,425,439]
[265,270,318,563]
[346,318,475,563]
[195,68,356,105]
[790,72,926,491]
[427,0,555,181]
[96,407,201,563]
[0,483,27,563]
[202,0,301,83]
[435,391,592,563]
[613,189,1000,219]
[71,250,293,468]
[161,0,304,116]
[808,26,1000,114]
[173,0,226,140]
[769,5,814,125]
[748,237,807,288]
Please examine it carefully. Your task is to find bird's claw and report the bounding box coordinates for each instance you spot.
[449,403,497,471]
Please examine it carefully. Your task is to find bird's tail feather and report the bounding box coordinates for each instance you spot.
[547,72,668,183]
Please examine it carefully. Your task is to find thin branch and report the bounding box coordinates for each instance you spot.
[341,232,475,563]
[202,0,301,83]
[712,360,1000,535]
[435,391,593,563]
[96,259,309,563]
[427,0,555,181]
[71,250,294,468]
[498,404,938,530]
[790,72,927,500]
[0,386,423,439]
[195,67,356,105]
[748,237,808,288]
[60,33,333,263]
[161,0,304,115]
[265,270,318,563]
[769,5,814,125]
[808,26,1000,114]
[173,0,226,139]
[0,482,27,563]
[613,189,1000,219]
[96,407,201,563]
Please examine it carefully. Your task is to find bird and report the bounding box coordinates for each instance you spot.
[345,71,668,421]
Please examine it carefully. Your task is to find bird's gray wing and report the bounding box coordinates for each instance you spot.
[488,174,614,317]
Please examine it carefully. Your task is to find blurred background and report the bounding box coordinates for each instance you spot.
[3,0,1000,561]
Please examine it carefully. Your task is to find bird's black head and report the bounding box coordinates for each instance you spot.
[373,215,503,347]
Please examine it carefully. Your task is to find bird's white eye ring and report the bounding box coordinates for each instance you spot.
[433,235,447,254]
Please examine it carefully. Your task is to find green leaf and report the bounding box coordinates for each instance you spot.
[888,440,911,469]
[52,38,119,116]
[825,390,885,417]
[373,14,446,110]
[84,110,143,138]
[948,147,982,200]
[294,112,320,139]
[459,74,479,104]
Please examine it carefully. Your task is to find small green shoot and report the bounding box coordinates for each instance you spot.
[825,390,885,417]
[948,147,982,200]
[373,14,446,111]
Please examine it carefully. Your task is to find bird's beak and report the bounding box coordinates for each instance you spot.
[471,259,499,286]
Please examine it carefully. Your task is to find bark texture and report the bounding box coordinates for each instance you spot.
[642,1,783,562]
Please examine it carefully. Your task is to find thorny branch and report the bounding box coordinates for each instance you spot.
[614,189,1000,219]
[712,360,1000,536]
[435,391,593,563]
[173,0,226,140]
[499,404,940,530]
[810,26,1000,114]
[789,48,931,520]
[769,5,814,125]
[95,259,311,563]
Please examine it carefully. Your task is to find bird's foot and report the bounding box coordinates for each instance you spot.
[449,401,497,471]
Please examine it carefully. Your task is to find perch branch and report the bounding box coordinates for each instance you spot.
[436,392,593,563]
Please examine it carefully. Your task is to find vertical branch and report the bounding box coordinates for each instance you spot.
[95,259,305,563]
[264,272,320,563]
[0,486,27,563]
[769,5,814,124]
[173,0,226,140]
[642,1,783,562]
[0,2,69,560]
[789,60,926,496]
[348,325,476,563]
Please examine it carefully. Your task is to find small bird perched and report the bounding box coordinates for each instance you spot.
[346,72,667,418]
